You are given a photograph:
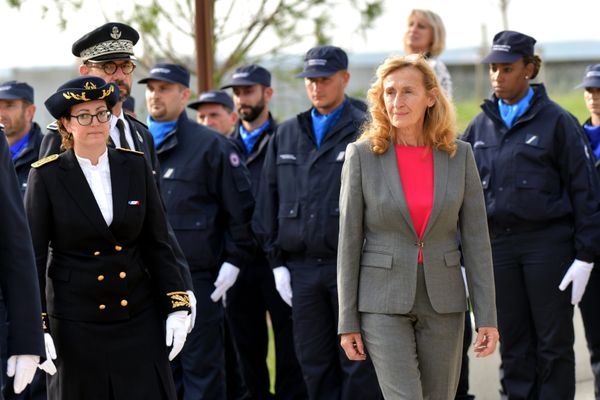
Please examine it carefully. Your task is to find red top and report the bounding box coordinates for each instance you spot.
[395,145,434,263]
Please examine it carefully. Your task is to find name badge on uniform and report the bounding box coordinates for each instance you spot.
[128,200,141,206]
[279,154,296,161]
[473,140,485,148]
[336,151,345,162]
[163,168,175,178]
[524,134,539,146]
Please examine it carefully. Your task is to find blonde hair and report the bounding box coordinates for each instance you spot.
[359,54,457,156]
[404,9,446,57]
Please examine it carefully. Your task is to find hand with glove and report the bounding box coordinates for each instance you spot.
[210,262,240,302]
[7,354,39,394]
[38,333,57,375]
[559,259,594,305]
[273,266,292,307]
[166,310,190,361]
[186,290,197,332]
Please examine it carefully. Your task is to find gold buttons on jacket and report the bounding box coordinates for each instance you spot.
[115,245,123,251]
[120,299,128,307]
[119,272,127,279]
[99,304,106,310]
[97,275,105,282]
[94,251,101,256]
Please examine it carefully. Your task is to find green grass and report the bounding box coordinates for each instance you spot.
[455,91,589,133]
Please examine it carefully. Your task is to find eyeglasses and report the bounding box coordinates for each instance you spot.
[70,110,111,126]
[86,61,136,75]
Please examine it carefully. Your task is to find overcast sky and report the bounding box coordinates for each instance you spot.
[1,0,598,69]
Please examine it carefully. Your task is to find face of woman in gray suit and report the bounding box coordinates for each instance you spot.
[383,67,436,136]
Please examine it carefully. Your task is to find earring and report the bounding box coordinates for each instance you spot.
[525,75,529,80]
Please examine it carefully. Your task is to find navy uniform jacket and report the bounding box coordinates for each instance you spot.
[462,84,600,262]
[0,131,45,358]
[229,113,277,199]
[13,122,42,196]
[253,100,366,268]
[156,112,255,273]
[39,115,193,290]
[24,148,189,322]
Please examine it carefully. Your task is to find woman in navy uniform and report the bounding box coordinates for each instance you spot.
[25,76,190,400]
[463,31,600,400]
[576,64,600,399]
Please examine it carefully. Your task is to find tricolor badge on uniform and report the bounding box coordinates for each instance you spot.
[128,200,140,206]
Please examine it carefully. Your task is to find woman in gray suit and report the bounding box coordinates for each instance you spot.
[337,54,498,400]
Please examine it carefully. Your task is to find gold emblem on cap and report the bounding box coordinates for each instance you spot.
[62,91,90,101]
[98,85,115,100]
[110,26,122,40]
[84,81,97,90]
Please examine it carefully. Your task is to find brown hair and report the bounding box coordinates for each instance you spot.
[358,54,457,156]
[523,54,542,79]
[57,119,74,150]
[404,9,446,57]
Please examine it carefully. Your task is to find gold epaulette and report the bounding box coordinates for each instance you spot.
[31,154,59,168]
[116,147,144,156]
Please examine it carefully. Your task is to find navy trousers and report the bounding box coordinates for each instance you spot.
[491,227,575,400]
[579,267,600,400]
[226,263,306,399]
[287,259,381,400]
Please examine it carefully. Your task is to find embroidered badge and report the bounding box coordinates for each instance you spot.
[229,152,240,167]
[128,200,140,206]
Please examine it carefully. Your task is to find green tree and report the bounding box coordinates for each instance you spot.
[7,0,383,85]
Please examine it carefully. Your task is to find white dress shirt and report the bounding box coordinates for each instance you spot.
[109,112,135,149]
[75,150,113,226]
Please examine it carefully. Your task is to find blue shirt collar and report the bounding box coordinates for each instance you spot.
[239,119,270,155]
[583,121,600,160]
[310,98,348,148]
[497,87,534,129]
[9,131,31,160]
[146,116,177,148]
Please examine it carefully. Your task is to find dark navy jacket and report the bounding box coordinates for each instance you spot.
[462,84,600,261]
[13,122,42,196]
[253,101,366,268]
[38,114,193,289]
[156,112,255,273]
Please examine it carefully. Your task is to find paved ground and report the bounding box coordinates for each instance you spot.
[469,308,595,399]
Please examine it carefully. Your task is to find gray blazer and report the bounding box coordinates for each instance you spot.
[337,139,497,334]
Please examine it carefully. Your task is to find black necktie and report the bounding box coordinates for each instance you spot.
[116,119,130,149]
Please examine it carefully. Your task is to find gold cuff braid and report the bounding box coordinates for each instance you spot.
[167,291,191,310]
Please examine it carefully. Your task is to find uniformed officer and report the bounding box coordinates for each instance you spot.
[37,22,195,320]
[28,75,191,399]
[462,31,600,400]
[190,89,249,400]
[139,64,255,400]
[0,125,45,399]
[0,81,42,196]
[0,80,46,400]
[576,64,600,399]
[253,46,381,400]
[188,90,238,135]
[220,64,307,399]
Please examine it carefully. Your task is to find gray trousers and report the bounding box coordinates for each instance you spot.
[361,265,465,400]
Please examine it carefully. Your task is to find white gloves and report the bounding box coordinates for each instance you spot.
[186,290,197,333]
[273,266,292,307]
[166,310,190,361]
[38,333,57,375]
[210,262,240,302]
[559,259,594,305]
[7,355,39,394]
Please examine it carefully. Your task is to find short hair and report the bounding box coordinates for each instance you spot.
[404,9,446,57]
[358,54,457,156]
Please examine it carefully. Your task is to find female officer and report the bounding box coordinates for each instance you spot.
[463,31,600,400]
[576,64,600,399]
[25,76,190,400]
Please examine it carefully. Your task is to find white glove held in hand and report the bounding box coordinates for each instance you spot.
[7,355,39,394]
[166,310,189,361]
[559,259,594,305]
[38,333,57,375]
[273,266,292,307]
[186,290,197,333]
[210,262,240,302]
